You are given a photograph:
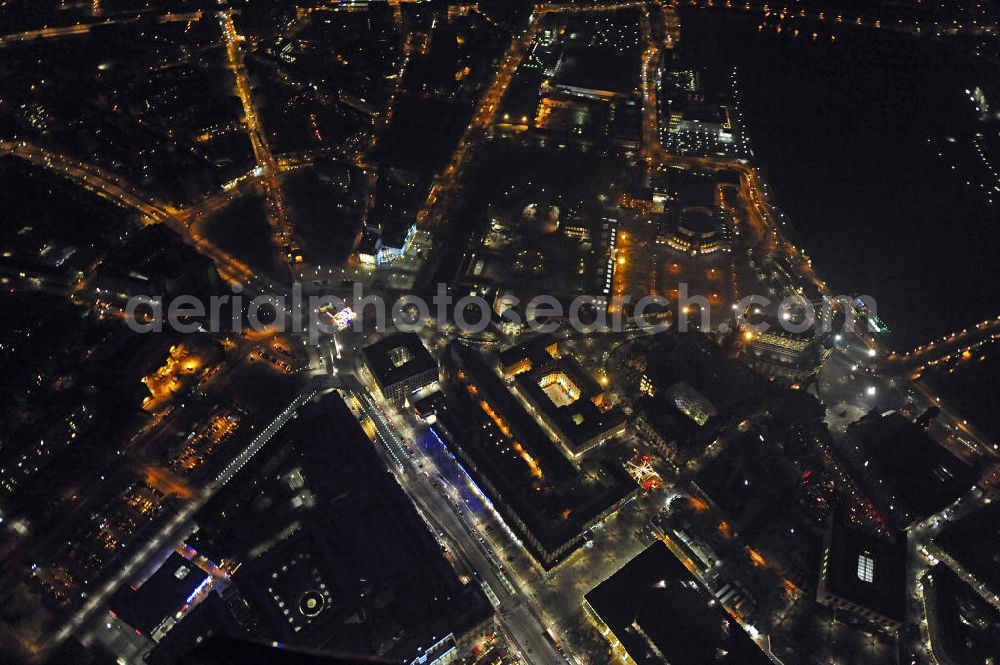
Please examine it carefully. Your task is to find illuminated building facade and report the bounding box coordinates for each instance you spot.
[361,333,438,403]
[657,206,726,256]
[502,335,626,461]
[439,342,635,569]
[651,167,729,256]
[738,321,831,383]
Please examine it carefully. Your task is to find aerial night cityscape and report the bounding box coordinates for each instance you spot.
[0,1,998,664]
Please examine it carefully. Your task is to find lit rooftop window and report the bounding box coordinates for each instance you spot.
[388,346,412,368]
[538,371,581,407]
[857,552,875,583]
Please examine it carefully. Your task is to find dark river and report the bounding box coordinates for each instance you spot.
[680,7,999,353]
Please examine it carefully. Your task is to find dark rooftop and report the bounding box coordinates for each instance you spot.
[585,541,773,665]
[924,563,1000,665]
[634,395,719,459]
[361,332,437,391]
[678,96,726,124]
[934,501,1000,595]
[177,394,489,660]
[694,433,798,536]
[498,333,559,372]
[677,206,718,235]
[553,45,639,97]
[632,332,768,419]
[110,552,208,637]
[652,166,717,209]
[821,518,907,624]
[147,593,243,665]
[842,411,976,527]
